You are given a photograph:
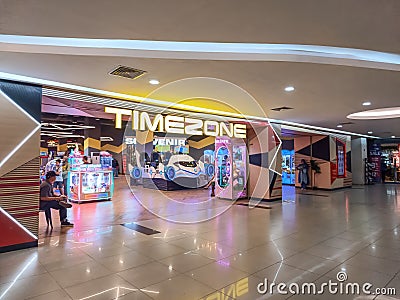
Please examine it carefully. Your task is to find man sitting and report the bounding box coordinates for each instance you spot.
[40,171,74,227]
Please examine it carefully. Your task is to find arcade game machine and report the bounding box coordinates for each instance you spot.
[282,149,295,184]
[215,137,247,200]
[67,151,114,203]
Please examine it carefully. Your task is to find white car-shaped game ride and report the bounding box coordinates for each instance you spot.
[142,154,215,188]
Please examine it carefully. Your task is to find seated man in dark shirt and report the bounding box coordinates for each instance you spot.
[40,171,74,227]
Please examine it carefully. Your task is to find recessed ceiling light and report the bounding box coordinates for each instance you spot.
[337,124,343,128]
[368,131,373,134]
[362,101,372,106]
[149,79,160,85]
[284,86,295,92]
[347,107,400,120]
[391,135,396,138]
[95,118,100,120]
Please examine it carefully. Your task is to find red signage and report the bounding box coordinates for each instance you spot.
[330,162,337,184]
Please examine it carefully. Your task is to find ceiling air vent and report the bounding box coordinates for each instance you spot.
[109,65,147,80]
[271,106,294,112]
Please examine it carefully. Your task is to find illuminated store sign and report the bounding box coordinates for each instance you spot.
[125,137,186,146]
[105,107,247,138]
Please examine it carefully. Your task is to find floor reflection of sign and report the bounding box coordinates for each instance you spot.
[199,277,248,300]
[122,155,127,174]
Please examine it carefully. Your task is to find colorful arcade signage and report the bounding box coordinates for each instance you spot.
[125,136,187,146]
[105,107,247,138]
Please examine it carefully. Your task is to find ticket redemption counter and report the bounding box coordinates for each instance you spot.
[67,154,114,203]
[215,137,247,200]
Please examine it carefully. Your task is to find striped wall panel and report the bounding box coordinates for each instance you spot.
[0,157,40,235]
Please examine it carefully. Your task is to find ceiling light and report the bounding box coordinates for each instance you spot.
[337,124,343,128]
[362,101,372,106]
[149,79,160,85]
[391,135,396,138]
[347,107,400,120]
[368,131,373,134]
[284,86,295,92]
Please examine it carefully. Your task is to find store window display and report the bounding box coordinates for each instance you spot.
[381,145,400,182]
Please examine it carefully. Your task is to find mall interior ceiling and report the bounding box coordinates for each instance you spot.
[0,1,399,137]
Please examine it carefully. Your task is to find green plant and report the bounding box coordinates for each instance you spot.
[310,160,321,173]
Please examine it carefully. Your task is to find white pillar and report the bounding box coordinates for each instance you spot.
[351,138,367,185]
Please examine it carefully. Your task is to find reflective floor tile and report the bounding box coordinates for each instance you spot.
[142,274,215,300]
[63,274,137,300]
[188,241,239,261]
[49,260,113,288]
[220,249,283,274]
[40,251,94,272]
[134,242,187,260]
[344,253,400,276]
[318,237,371,253]
[80,244,133,259]
[159,251,214,273]
[254,262,320,285]
[271,237,318,252]
[167,236,212,251]
[99,250,154,272]
[304,244,357,263]
[185,262,248,290]
[118,261,177,289]
[27,289,72,300]
[0,273,61,300]
[0,256,47,285]
[114,290,154,299]
[283,253,341,275]
[361,244,400,261]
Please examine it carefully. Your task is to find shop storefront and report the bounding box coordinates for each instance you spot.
[0,80,282,252]
[370,140,400,183]
[106,107,280,201]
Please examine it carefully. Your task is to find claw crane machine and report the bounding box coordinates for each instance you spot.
[215,136,247,200]
[67,151,114,203]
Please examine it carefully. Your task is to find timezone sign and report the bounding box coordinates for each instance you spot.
[105,107,247,138]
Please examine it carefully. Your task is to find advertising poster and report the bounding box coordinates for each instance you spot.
[369,143,381,183]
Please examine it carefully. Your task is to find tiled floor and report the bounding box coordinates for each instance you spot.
[1,182,400,299]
